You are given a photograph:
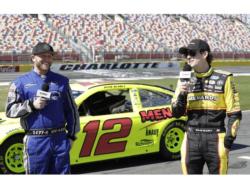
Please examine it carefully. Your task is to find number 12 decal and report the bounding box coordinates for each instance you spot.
[80,118,132,157]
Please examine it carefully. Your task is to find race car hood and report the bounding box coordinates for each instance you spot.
[0,112,21,126]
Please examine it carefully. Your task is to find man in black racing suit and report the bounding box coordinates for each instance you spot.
[172,39,242,174]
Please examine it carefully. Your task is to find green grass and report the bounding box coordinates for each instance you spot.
[0,86,8,112]
[234,76,250,111]
[0,76,249,111]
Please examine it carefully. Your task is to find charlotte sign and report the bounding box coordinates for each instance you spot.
[51,61,180,72]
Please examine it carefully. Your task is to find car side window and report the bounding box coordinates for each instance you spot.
[139,89,172,108]
[78,89,133,116]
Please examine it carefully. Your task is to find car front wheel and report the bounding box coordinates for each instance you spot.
[0,135,25,174]
[160,121,185,160]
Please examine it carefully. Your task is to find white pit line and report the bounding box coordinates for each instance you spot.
[238,156,250,160]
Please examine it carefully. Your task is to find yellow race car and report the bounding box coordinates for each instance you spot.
[0,82,186,174]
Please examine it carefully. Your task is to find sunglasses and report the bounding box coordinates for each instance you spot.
[184,50,198,57]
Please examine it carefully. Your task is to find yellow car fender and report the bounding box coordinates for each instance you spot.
[0,113,24,145]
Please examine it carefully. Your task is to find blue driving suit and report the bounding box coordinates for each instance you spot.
[6,70,80,174]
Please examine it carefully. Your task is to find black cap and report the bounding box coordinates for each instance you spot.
[32,42,54,55]
[179,39,210,55]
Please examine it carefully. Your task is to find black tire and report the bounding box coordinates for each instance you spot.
[160,121,185,160]
[0,135,25,174]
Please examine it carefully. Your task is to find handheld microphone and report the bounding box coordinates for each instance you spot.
[180,63,192,82]
[36,83,51,100]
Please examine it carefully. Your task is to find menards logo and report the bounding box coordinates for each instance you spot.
[139,108,172,123]
[188,95,217,101]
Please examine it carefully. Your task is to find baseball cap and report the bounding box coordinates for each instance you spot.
[179,39,210,55]
[32,42,54,55]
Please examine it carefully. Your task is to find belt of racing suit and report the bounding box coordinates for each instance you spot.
[25,127,66,136]
[187,126,226,134]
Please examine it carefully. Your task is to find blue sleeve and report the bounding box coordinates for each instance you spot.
[5,79,33,118]
[63,80,80,139]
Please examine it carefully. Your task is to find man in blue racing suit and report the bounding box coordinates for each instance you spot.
[5,42,80,174]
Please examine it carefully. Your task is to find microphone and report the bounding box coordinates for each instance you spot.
[180,63,192,82]
[42,83,49,92]
[36,83,51,100]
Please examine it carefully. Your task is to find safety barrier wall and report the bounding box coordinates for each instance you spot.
[0,65,20,73]
[1,51,250,64]
[2,60,250,73]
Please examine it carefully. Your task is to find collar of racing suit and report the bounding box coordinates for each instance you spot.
[194,66,214,78]
[32,69,52,81]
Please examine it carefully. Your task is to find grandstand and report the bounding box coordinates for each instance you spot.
[1,14,250,63]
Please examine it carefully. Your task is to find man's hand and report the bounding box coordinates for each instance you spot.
[33,97,47,110]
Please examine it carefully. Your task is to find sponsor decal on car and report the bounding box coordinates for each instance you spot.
[139,108,172,123]
[135,139,154,146]
[103,85,126,89]
[146,129,159,136]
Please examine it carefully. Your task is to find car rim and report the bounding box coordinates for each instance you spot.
[165,127,184,153]
[4,143,24,173]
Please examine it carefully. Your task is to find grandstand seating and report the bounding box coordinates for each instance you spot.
[0,15,72,54]
[1,14,250,62]
[183,14,250,51]
[49,14,160,53]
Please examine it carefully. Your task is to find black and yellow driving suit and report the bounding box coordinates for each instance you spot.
[172,67,242,174]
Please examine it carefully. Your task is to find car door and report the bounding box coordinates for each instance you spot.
[132,86,175,153]
[70,87,141,165]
